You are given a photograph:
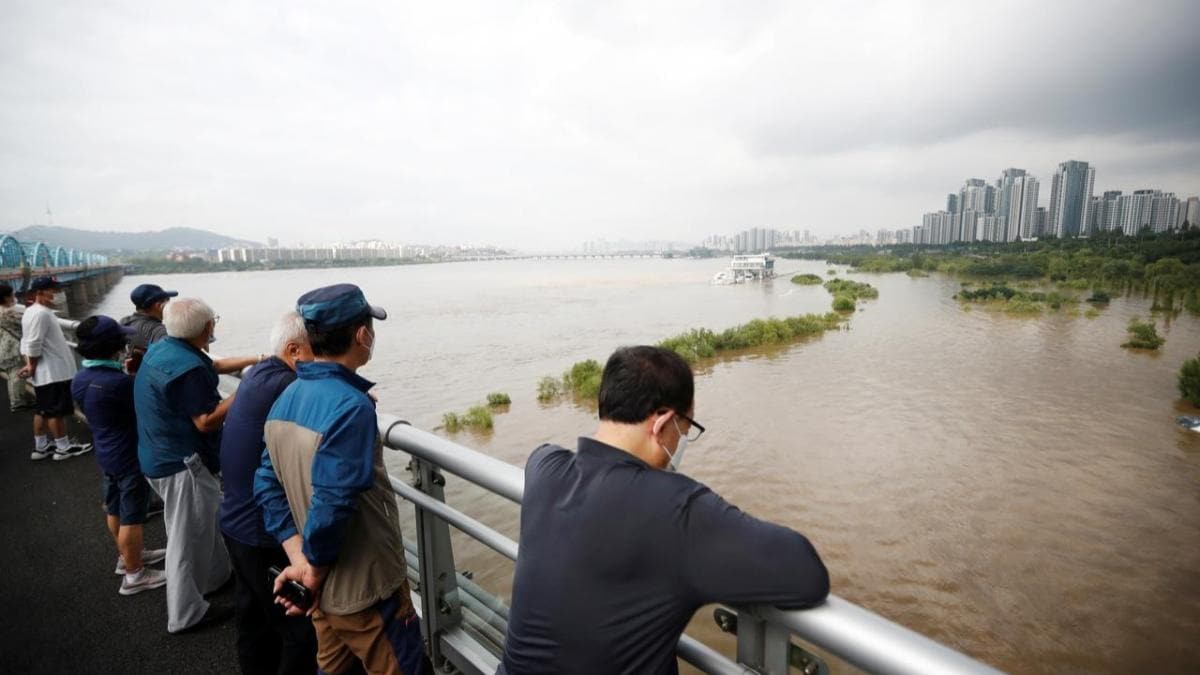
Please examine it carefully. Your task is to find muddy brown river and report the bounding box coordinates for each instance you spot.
[93,258,1200,674]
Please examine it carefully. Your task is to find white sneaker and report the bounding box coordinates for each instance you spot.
[115,548,167,575]
[119,567,167,595]
[52,440,93,461]
[30,446,54,461]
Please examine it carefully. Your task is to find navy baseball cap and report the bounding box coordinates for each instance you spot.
[296,284,387,331]
[29,276,62,292]
[130,284,178,309]
[76,315,137,344]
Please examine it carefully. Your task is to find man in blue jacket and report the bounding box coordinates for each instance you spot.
[500,346,830,675]
[134,297,259,633]
[219,311,317,675]
[255,284,427,675]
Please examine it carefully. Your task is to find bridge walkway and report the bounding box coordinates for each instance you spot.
[0,387,238,674]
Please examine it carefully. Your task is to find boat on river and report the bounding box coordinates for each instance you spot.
[1177,415,1200,432]
[712,253,775,284]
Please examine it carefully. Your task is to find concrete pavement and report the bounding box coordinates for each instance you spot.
[0,387,239,674]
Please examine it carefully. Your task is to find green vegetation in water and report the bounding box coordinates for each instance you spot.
[906,269,929,278]
[540,312,848,401]
[790,273,823,285]
[824,278,879,299]
[826,269,837,275]
[536,376,562,402]
[832,295,856,312]
[1122,317,1166,350]
[1179,354,1200,406]
[1086,290,1111,303]
[822,278,878,311]
[486,392,511,406]
[1084,307,1101,319]
[442,405,495,432]
[955,284,1078,313]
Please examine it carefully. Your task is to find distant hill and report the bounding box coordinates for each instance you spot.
[8,226,261,252]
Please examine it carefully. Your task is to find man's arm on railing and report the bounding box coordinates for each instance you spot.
[683,487,830,609]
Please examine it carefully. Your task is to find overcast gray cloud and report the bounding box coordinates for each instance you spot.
[1,0,1197,250]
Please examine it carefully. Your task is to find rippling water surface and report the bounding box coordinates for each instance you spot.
[93,259,1200,674]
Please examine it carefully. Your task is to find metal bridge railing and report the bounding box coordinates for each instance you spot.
[379,417,1003,675]
[49,317,1003,675]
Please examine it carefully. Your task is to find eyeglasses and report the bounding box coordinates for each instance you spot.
[674,411,705,442]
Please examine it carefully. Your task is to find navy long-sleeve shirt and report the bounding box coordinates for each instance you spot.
[499,437,830,675]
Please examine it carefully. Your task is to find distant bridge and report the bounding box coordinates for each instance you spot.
[1,233,125,315]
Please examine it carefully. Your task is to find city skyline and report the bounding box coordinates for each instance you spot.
[2,1,1199,250]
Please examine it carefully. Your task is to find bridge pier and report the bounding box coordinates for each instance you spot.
[64,282,90,318]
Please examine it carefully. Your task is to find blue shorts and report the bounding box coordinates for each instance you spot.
[103,471,151,525]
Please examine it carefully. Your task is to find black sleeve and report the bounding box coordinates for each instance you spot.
[681,488,830,609]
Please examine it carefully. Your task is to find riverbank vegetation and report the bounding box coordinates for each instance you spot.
[539,312,846,402]
[778,229,1200,313]
[486,392,511,406]
[1122,318,1166,350]
[1180,354,1200,406]
[790,273,823,285]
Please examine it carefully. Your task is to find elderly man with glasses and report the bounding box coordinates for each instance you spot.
[134,297,260,633]
[500,345,830,675]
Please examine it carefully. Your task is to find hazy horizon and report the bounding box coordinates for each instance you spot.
[3,1,1198,250]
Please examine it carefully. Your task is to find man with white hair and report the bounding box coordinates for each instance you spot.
[134,296,261,633]
[219,312,317,674]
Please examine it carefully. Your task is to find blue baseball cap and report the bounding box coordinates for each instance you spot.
[130,284,178,309]
[296,284,387,331]
[76,315,137,345]
[29,276,63,292]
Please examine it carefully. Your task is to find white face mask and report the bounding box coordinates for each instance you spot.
[362,328,376,361]
[659,418,689,472]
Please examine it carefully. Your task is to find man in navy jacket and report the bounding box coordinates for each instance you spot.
[500,346,830,675]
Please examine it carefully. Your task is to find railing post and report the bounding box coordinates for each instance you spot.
[409,456,463,671]
[736,609,765,670]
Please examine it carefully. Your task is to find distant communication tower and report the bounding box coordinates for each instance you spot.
[46,203,52,226]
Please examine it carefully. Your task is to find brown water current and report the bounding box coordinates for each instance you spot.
[93,259,1200,674]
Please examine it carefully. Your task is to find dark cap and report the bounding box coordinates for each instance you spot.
[29,276,63,292]
[297,284,387,331]
[76,315,137,346]
[130,284,178,309]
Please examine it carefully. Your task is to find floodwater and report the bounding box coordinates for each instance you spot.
[92,258,1200,674]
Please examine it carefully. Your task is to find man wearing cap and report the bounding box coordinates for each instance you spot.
[18,276,92,461]
[135,296,261,633]
[255,284,428,675]
[71,315,168,595]
[121,283,178,354]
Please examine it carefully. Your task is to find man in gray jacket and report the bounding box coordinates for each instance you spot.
[120,283,178,352]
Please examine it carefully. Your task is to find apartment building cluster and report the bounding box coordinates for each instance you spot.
[911,160,1198,245]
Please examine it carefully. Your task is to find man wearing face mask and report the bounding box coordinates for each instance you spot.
[135,297,261,633]
[255,284,429,675]
[499,345,830,675]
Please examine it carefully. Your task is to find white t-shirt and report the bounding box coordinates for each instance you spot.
[19,302,77,386]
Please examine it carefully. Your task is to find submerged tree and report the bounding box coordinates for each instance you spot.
[1121,317,1166,350]
[1180,354,1200,406]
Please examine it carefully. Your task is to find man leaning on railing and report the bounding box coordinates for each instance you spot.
[499,345,830,675]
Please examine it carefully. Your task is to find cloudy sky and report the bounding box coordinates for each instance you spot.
[2,0,1198,250]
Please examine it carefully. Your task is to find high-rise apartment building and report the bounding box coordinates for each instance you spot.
[1119,190,1157,234]
[1008,174,1040,241]
[995,168,1027,237]
[1150,193,1179,233]
[1185,197,1200,228]
[1047,160,1096,238]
